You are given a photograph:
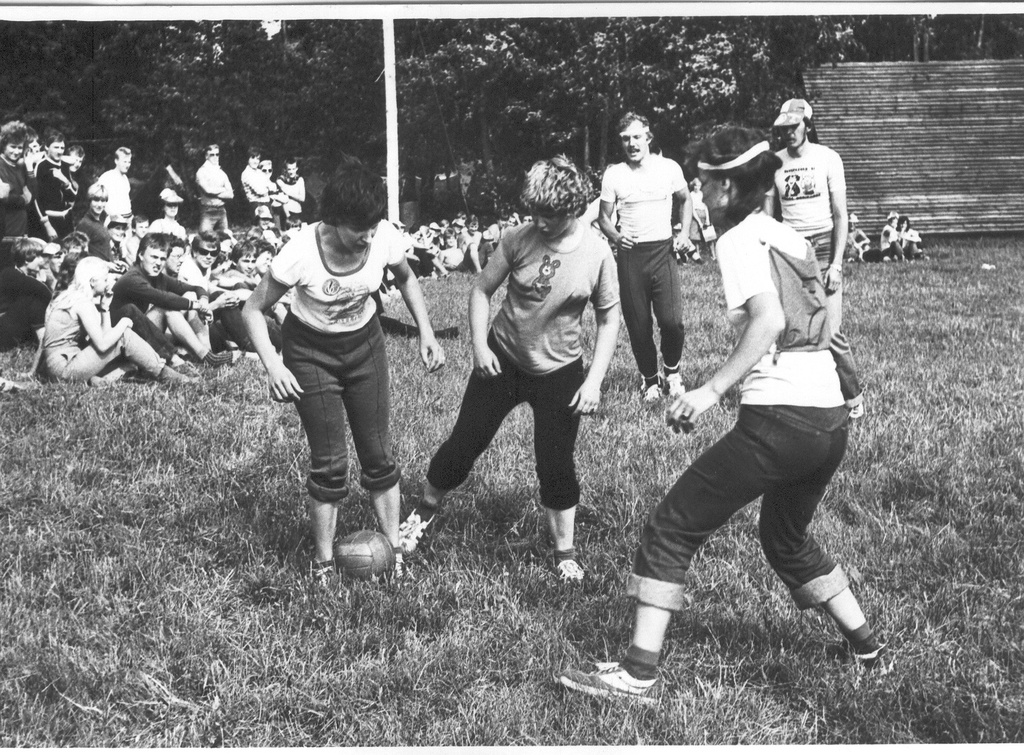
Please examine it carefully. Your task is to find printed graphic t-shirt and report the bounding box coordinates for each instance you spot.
[270,220,408,334]
[715,213,842,408]
[773,143,846,237]
[600,154,685,243]
[491,222,620,375]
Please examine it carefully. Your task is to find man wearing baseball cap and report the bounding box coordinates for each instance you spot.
[766,98,848,326]
[766,97,863,417]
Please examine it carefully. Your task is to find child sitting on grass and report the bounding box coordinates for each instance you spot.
[557,126,885,704]
[399,155,621,583]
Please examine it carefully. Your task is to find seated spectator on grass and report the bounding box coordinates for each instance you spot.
[123,214,149,266]
[897,215,926,260]
[845,212,871,262]
[0,237,50,352]
[110,232,233,368]
[878,211,903,261]
[458,214,484,273]
[435,225,462,273]
[32,129,75,241]
[107,215,133,268]
[37,242,64,289]
[77,183,126,272]
[254,204,283,249]
[149,188,188,241]
[41,256,193,385]
[0,121,33,244]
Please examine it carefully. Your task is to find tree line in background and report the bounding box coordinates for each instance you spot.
[2,14,1022,220]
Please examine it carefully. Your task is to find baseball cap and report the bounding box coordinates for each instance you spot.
[848,213,859,224]
[773,99,813,128]
[108,214,131,228]
[160,188,184,205]
[428,222,442,232]
[887,211,900,222]
[255,205,273,220]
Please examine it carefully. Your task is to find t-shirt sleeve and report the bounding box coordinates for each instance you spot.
[599,166,617,204]
[668,158,686,193]
[827,149,847,196]
[380,222,410,267]
[717,223,776,312]
[590,245,620,311]
[269,237,304,289]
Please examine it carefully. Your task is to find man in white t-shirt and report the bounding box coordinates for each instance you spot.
[766,98,863,417]
[765,99,848,329]
[599,112,694,402]
[96,147,133,221]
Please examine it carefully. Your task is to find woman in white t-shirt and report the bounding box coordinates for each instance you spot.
[242,158,445,584]
[559,127,884,704]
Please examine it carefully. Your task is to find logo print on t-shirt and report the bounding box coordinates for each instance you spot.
[532,254,561,298]
[783,171,818,200]
[322,278,341,297]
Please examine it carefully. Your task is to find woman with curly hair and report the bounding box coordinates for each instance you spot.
[558,127,883,704]
[399,155,621,583]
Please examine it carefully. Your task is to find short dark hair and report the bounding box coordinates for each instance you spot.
[686,126,781,227]
[12,237,45,267]
[42,128,65,147]
[138,232,174,261]
[66,144,85,158]
[230,238,259,263]
[191,230,221,254]
[248,146,262,159]
[319,156,387,229]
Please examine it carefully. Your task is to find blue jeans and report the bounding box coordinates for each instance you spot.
[627,404,851,611]
[282,314,400,503]
[427,332,585,511]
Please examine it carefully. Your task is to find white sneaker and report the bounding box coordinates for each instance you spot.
[398,510,435,555]
[664,372,686,398]
[558,662,660,705]
[642,382,663,403]
[555,559,584,583]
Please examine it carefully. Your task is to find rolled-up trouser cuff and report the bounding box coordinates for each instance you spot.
[359,464,402,492]
[791,565,849,610]
[306,477,349,504]
[626,573,690,612]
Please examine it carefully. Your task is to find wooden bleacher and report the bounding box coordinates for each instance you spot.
[802,60,1024,237]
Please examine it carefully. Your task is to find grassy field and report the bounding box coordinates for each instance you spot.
[1,237,1022,745]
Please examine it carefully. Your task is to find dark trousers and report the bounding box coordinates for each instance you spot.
[627,404,852,612]
[0,294,49,351]
[282,314,400,503]
[110,303,177,363]
[616,238,685,378]
[427,332,585,511]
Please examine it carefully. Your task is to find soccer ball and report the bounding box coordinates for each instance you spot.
[334,530,395,579]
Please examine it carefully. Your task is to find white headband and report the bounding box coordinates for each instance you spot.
[697,141,771,172]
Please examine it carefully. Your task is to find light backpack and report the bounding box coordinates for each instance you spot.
[765,238,832,360]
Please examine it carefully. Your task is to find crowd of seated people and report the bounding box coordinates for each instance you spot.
[846,210,928,263]
[0,119,318,393]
